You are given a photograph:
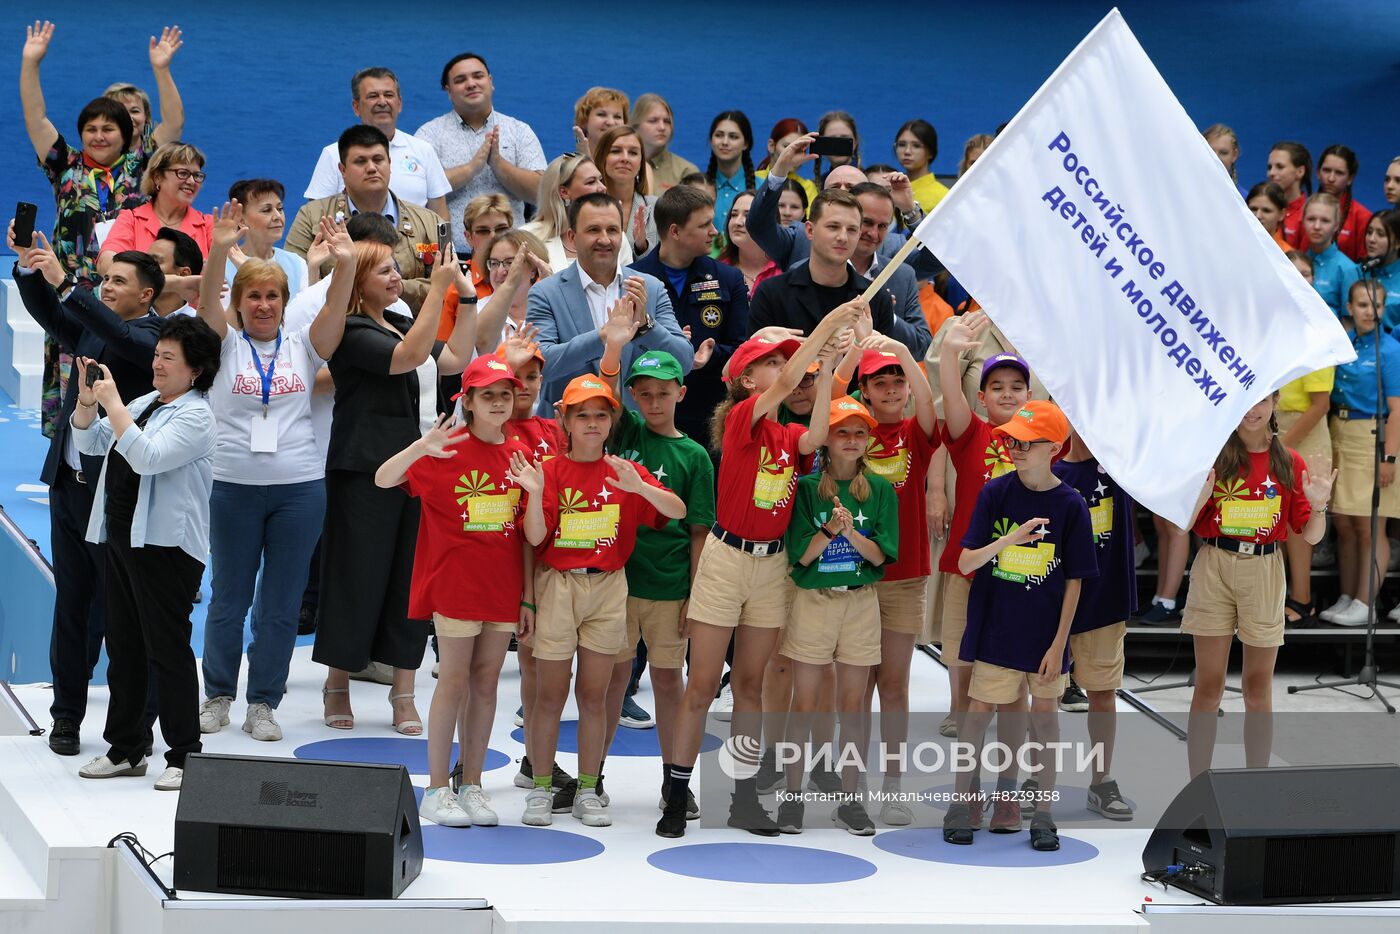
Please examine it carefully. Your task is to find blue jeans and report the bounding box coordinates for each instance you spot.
[202,479,325,708]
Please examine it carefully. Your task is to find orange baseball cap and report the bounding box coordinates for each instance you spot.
[992,400,1070,445]
[829,395,878,431]
[723,336,802,382]
[496,340,545,369]
[559,374,620,410]
[452,354,524,400]
[857,348,902,378]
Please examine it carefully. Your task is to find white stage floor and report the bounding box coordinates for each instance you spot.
[3,646,1398,933]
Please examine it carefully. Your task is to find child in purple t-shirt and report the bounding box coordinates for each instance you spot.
[944,401,1097,853]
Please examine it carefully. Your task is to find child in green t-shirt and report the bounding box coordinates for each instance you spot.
[599,328,716,827]
[779,395,898,837]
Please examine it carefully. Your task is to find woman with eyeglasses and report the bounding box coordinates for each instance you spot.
[522,153,631,270]
[100,141,212,273]
[474,230,552,353]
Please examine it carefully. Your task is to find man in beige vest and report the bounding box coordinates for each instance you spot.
[286,124,440,312]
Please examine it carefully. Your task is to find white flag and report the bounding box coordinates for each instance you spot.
[915,8,1354,527]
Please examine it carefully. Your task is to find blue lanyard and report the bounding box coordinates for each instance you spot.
[242,329,282,417]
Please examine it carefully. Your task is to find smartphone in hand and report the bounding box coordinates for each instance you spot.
[437,221,451,258]
[14,202,38,248]
[808,137,854,159]
[85,362,99,388]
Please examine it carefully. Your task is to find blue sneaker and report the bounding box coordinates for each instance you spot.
[1135,603,1180,626]
[619,695,654,729]
[513,705,524,727]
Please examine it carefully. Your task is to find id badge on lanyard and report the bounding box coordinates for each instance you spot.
[245,330,282,452]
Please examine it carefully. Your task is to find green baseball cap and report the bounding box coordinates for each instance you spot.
[626,350,685,386]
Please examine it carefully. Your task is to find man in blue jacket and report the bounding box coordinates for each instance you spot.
[11,231,163,757]
[527,192,693,412]
[630,186,748,446]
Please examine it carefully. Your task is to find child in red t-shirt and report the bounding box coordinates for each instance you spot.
[666,302,862,838]
[510,374,685,829]
[855,336,939,819]
[375,354,533,829]
[1181,391,1333,777]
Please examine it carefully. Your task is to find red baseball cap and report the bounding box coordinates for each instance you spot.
[453,354,524,400]
[723,336,802,383]
[857,348,902,378]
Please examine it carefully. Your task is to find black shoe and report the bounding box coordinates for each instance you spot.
[551,777,579,813]
[448,759,463,794]
[656,805,687,838]
[1059,678,1089,712]
[805,763,843,794]
[595,772,608,806]
[507,635,518,652]
[943,802,974,845]
[192,588,202,604]
[48,719,80,756]
[727,793,780,836]
[777,798,804,834]
[297,605,317,635]
[1135,603,1180,626]
[1019,778,1040,818]
[755,746,782,794]
[1087,777,1134,821]
[659,781,700,819]
[1029,812,1060,851]
[833,800,875,836]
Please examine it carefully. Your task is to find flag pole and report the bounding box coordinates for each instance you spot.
[859,233,923,303]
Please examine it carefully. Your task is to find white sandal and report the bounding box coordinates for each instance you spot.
[322,686,354,730]
[390,691,422,735]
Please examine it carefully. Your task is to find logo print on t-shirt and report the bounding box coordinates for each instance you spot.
[753,445,796,511]
[1212,475,1281,537]
[1085,480,1114,546]
[556,487,620,550]
[983,439,1015,480]
[866,434,911,487]
[454,471,521,532]
[989,518,1059,586]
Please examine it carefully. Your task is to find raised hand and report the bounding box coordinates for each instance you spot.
[886,171,916,214]
[749,325,805,343]
[431,243,462,290]
[693,337,716,369]
[322,216,354,266]
[210,201,247,253]
[603,454,646,493]
[852,303,874,344]
[507,449,544,496]
[524,251,554,280]
[22,21,54,64]
[1303,467,1338,508]
[771,132,817,179]
[859,332,903,355]
[942,310,990,356]
[631,203,648,249]
[148,25,182,69]
[623,276,649,323]
[1003,517,1051,548]
[417,414,471,458]
[501,325,541,372]
[572,125,588,152]
[75,357,98,407]
[601,296,639,347]
[90,361,120,409]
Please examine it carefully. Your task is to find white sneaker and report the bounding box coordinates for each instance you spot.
[1318,596,1355,623]
[242,703,283,742]
[79,755,147,779]
[199,696,233,734]
[154,767,183,791]
[458,784,498,826]
[1330,599,1371,627]
[349,661,395,685]
[880,799,914,826]
[711,683,733,722]
[522,788,553,826]
[420,786,472,827]
[571,789,611,827]
[1388,603,1400,622]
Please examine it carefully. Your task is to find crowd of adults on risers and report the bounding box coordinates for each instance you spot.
[12,18,1400,786]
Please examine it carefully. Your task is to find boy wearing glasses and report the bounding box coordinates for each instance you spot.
[944,400,1097,852]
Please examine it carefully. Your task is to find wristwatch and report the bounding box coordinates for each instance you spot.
[57,275,77,299]
[1384,454,1397,464]
[634,316,654,337]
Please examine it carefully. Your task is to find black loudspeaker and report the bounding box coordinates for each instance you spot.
[1142,764,1400,905]
[174,753,423,899]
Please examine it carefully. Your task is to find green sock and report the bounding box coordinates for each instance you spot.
[578,773,598,790]
[534,774,552,789]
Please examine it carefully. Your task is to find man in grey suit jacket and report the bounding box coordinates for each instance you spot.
[527,192,693,411]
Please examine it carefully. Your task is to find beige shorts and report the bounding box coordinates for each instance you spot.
[618,596,687,668]
[876,576,929,635]
[969,660,1067,705]
[781,586,881,666]
[686,535,792,629]
[432,613,516,639]
[1180,544,1285,648]
[531,567,628,661]
[1276,409,1332,475]
[1068,622,1126,692]
[940,572,972,667]
[1331,417,1400,518]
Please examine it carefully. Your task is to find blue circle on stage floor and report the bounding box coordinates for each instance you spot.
[509,720,722,757]
[293,737,510,774]
[919,782,1135,821]
[420,822,604,864]
[648,842,876,884]
[873,828,1098,867]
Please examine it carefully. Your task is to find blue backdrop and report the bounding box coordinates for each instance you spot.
[1,0,1396,240]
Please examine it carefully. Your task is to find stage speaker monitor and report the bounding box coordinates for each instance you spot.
[1142,764,1400,905]
[174,752,423,899]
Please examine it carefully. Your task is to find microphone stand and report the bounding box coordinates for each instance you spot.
[1290,261,1399,713]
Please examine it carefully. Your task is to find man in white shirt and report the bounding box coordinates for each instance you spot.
[304,67,451,219]
[415,52,546,249]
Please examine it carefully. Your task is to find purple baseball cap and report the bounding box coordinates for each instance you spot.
[979,353,1031,388]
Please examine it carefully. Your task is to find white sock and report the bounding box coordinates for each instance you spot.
[1155,597,1176,611]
